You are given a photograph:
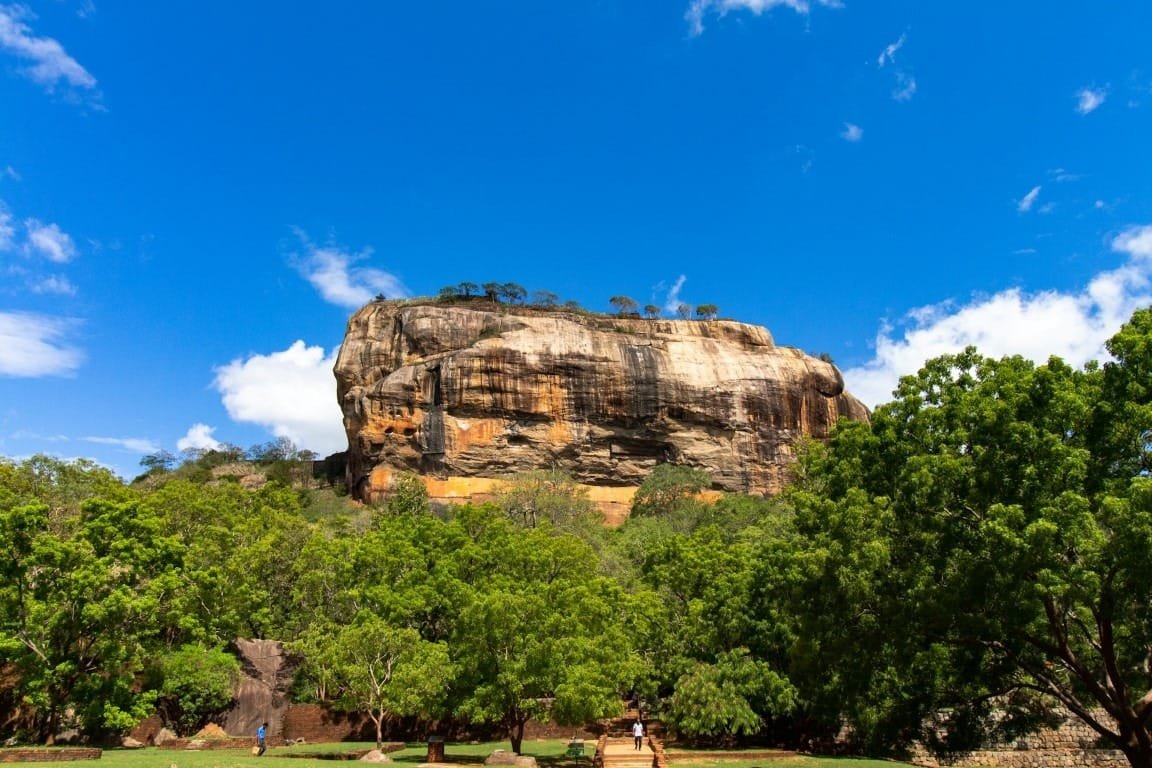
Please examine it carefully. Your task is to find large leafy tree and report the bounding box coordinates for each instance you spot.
[781,308,1152,767]
[450,506,637,753]
[0,496,185,740]
[299,615,452,749]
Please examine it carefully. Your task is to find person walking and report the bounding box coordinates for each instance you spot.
[257,722,268,756]
[632,720,644,751]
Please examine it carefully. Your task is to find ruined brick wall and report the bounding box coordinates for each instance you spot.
[281,705,373,743]
[0,750,101,762]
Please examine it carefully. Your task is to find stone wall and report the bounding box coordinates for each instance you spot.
[910,711,1128,768]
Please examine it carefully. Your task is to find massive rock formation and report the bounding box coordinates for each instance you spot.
[334,300,869,518]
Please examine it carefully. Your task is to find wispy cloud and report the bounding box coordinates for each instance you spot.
[892,72,916,101]
[840,122,863,142]
[1048,168,1080,183]
[25,218,77,262]
[843,223,1152,407]
[0,208,14,250]
[1076,86,1107,115]
[0,4,99,101]
[877,33,905,67]
[660,274,689,315]
[878,32,916,101]
[3,165,19,181]
[214,340,346,456]
[83,435,159,454]
[177,423,222,452]
[0,310,83,377]
[292,230,408,308]
[686,0,840,37]
[1017,185,1041,213]
[29,275,76,295]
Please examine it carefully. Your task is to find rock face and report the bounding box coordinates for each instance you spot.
[334,301,869,513]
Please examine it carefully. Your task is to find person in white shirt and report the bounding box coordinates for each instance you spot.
[632,720,644,750]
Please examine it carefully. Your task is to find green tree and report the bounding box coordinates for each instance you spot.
[609,295,639,315]
[631,464,711,517]
[450,508,636,753]
[439,285,460,300]
[664,649,796,742]
[302,615,452,748]
[677,303,693,319]
[482,282,502,302]
[139,450,176,475]
[532,289,560,307]
[382,472,432,518]
[0,497,185,741]
[458,281,479,297]
[696,304,719,320]
[643,304,661,319]
[153,644,240,735]
[494,470,600,531]
[782,310,1152,767]
[500,282,527,304]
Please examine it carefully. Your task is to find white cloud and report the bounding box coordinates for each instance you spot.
[1076,87,1107,115]
[892,72,916,101]
[0,208,14,251]
[840,122,863,142]
[83,435,159,454]
[0,4,98,96]
[686,0,839,36]
[877,33,905,67]
[25,218,77,262]
[1017,185,1041,213]
[0,310,83,376]
[843,223,1152,407]
[1114,224,1152,259]
[3,165,18,181]
[213,340,346,456]
[292,230,408,308]
[177,423,222,452]
[29,274,76,295]
[662,274,689,315]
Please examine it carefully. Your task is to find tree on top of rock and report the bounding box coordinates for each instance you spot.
[609,295,638,316]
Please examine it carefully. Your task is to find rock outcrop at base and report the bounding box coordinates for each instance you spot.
[335,301,869,511]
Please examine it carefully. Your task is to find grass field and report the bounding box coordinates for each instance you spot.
[0,740,911,768]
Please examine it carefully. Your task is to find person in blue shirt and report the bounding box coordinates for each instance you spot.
[257,722,268,756]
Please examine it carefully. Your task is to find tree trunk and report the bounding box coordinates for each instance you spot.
[510,717,527,755]
[1122,746,1152,768]
[371,712,384,750]
[1120,732,1152,768]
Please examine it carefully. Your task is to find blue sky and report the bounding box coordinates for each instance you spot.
[1,1,1150,480]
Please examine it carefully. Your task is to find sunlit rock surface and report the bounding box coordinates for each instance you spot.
[334,301,869,518]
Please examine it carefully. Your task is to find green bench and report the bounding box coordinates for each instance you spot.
[565,739,585,759]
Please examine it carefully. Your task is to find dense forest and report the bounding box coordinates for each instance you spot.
[3,308,1152,768]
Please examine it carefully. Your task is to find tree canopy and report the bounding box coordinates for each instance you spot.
[777,308,1152,767]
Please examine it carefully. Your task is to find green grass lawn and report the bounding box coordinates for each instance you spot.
[1,741,912,768]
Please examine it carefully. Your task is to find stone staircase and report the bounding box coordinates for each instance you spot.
[595,708,663,768]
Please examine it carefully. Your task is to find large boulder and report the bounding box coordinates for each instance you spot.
[335,301,869,519]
